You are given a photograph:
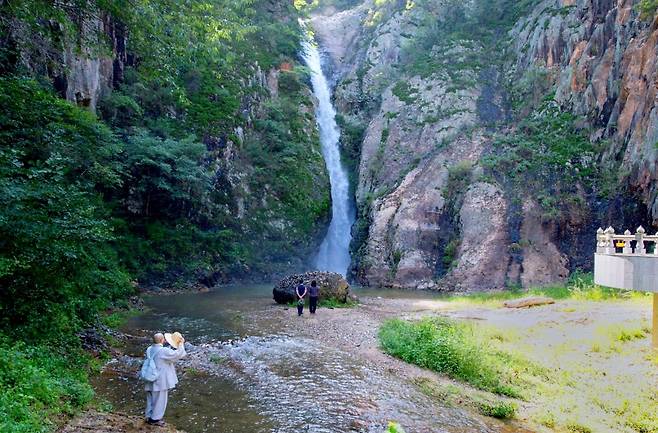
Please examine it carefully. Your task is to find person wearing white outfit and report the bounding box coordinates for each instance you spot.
[144,332,186,426]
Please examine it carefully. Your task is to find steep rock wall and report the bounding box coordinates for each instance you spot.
[313,0,657,290]
[511,0,658,221]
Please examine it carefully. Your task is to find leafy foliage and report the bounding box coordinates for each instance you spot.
[0,78,131,339]
[3,0,329,283]
[0,78,126,432]
[386,422,407,433]
[0,0,328,429]
[0,335,94,433]
[637,0,658,19]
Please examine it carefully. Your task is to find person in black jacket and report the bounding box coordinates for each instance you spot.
[309,280,319,314]
[295,281,307,316]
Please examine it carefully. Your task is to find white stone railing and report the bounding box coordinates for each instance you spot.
[595,226,658,348]
[596,226,658,255]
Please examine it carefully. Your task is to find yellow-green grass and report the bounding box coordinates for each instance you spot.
[442,272,652,307]
[380,310,657,432]
[379,317,546,399]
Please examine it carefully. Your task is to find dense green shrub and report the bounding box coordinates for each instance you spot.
[0,0,328,430]
[0,334,93,433]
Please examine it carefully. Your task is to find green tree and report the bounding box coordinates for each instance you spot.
[0,78,131,339]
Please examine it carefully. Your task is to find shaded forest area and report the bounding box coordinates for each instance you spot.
[0,1,327,431]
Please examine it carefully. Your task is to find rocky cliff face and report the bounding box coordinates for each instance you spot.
[6,8,124,111]
[511,0,658,219]
[312,0,657,290]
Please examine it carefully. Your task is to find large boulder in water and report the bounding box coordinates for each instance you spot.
[273,271,350,304]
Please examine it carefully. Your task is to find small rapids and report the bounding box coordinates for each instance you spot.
[195,335,496,433]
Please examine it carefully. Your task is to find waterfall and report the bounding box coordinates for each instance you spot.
[302,39,355,277]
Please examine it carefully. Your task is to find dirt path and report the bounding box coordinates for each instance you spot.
[60,410,184,433]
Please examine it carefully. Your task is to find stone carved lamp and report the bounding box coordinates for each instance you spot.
[594,226,658,348]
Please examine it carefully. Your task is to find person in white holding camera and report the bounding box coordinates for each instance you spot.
[141,331,186,427]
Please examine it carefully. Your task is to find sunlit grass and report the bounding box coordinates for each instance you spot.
[412,377,518,420]
[442,272,651,306]
[379,317,543,398]
[286,298,358,309]
[381,303,657,432]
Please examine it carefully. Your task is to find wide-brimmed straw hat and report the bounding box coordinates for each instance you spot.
[164,331,184,349]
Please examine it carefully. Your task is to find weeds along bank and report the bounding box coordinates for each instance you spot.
[0,1,331,431]
[379,274,657,433]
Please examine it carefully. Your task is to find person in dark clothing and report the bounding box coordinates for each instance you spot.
[309,280,319,314]
[296,281,307,316]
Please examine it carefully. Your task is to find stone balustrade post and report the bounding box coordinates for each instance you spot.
[596,228,605,253]
[635,226,646,255]
[623,230,633,254]
[604,226,615,254]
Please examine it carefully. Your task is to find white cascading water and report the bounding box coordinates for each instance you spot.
[302,39,355,277]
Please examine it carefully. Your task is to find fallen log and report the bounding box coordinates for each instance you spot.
[503,296,555,308]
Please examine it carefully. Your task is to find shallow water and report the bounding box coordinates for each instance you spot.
[93,285,526,433]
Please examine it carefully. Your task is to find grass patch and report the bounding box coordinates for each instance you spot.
[444,272,650,305]
[287,298,359,309]
[478,400,517,419]
[318,298,359,309]
[0,335,94,433]
[379,317,539,397]
[413,376,517,419]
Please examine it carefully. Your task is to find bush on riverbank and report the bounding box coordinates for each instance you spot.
[0,335,94,433]
[379,317,539,398]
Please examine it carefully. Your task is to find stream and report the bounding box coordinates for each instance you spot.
[92,286,527,433]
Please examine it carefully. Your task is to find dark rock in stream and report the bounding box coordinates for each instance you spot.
[273,271,350,304]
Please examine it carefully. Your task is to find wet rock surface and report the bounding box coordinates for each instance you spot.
[272,271,350,304]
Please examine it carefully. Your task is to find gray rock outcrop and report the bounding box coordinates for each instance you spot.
[312,0,657,291]
[273,272,350,304]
